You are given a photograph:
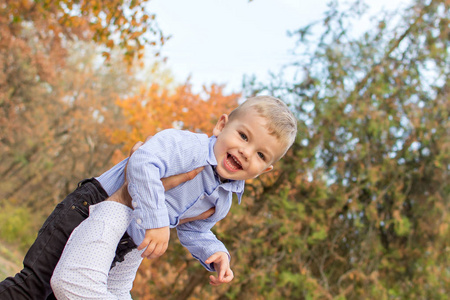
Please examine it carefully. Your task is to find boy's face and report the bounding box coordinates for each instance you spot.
[212,109,286,181]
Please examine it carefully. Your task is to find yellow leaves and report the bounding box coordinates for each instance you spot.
[110,81,240,157]
[365,201,378,222]
[101,51,110,60]
[6,0,165,66]
[129,31,142,40]
[106,39,115,48]
[438,222,448,237]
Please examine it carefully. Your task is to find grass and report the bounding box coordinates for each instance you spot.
[0,241,23,279]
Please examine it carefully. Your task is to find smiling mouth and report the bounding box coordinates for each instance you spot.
[224,153,243,172]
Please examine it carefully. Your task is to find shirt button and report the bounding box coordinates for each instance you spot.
[132,200,138,207]
[136,218,142,225]
[82,201,88,206]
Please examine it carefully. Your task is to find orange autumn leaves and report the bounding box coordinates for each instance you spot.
[109,83,240,162]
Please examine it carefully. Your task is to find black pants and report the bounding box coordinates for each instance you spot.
[0,178,137,300]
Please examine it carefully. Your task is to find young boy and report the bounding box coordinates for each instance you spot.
[51,95,297,299]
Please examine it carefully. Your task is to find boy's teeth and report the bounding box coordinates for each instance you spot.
[226,154,242,170]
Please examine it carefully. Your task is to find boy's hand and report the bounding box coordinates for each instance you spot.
[138,226,170,259]
[205,252,234,286]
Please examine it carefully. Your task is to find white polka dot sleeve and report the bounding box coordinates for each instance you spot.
[51,201,142,300]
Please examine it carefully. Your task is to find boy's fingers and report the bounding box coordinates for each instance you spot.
[138,229,156,250]
[142,242,156,258]
[209,275,220,286]
[217,265,226,280]
[209,274,229,286]
[209,269,233,286]
[223,269,234,282]
[149,242,168,259]
[137,239,149,251]
[148,243,160,259]
[205,252,219,264]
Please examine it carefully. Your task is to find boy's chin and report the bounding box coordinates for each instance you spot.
[216,168,242,181]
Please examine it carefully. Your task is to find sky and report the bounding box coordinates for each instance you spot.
[147,0,412,93]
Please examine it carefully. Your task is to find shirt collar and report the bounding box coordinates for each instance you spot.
[207,136,245,204]
[206,136,218,166]
[221,180,245,204]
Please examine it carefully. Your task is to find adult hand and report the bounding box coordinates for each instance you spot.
[178,207,215,225]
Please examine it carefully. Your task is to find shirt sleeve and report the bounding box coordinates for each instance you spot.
[126,129,206,230]
[176,220,230,272]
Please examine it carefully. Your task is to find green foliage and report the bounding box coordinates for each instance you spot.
[229,0,449,299]
[0,202,37,251]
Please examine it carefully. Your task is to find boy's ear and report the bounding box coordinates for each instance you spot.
[255,165,274,178]
[213,114,228,136]
[262,165,274,174]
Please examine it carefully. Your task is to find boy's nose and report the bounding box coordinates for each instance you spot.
[238,147,249,160]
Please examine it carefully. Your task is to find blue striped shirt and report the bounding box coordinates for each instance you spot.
[96,129,245,271]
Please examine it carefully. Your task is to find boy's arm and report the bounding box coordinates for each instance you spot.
[127,130,206,229]
[127,137,205,192]
[176,220,231,271]
[115,135,210,259]
[177,221,234,285]
[126,130,208,255]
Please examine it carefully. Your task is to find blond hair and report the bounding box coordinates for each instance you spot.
[228,95,297,157]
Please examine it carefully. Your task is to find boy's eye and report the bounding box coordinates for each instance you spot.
[257,152,265,160]
[239,132,248,141]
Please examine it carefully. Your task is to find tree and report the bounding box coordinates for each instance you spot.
[1,0,165,150]
[0,0,165,235]
[109,82,241,162]
[0,41,140,226]
[230,0,448,299]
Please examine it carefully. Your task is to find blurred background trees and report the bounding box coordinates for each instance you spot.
[0,0,448,299]
[0,0,163,219]
[227,0,448,299]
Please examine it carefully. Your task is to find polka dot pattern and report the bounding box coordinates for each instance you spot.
[51,201,141,299]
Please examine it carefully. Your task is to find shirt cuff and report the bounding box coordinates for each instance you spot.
[128,183,170,229]
[131,207,170,229]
